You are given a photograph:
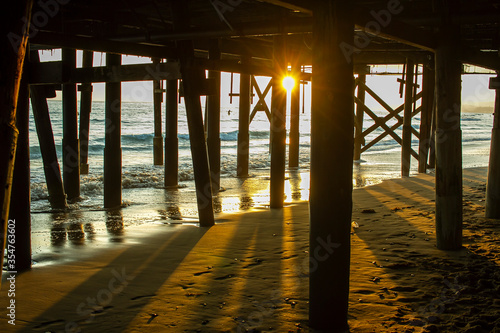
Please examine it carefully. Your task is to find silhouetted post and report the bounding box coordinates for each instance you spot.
[435,1,463,250]
[269,36,287,209]
[62,48,80,200]
[0,0,33,284]
[289,63,301,168]
[207,40,221,192]
[354,73,367,161]
[418,65,435,173]
[79,50,93,174]
[171,1,214,227]
[486,75,500,218]
[309,1,354,330]
[402,58,415,177]
[10,75,31,271]
[165,77,179,187]
[30,53,67,209]
[153,58,164,166]
[104,53,122,209]
[237,58,251,178]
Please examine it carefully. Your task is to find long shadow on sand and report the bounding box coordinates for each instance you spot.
[15,209,209,333]
[351,175,500,332]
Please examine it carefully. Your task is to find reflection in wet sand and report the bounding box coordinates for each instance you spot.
[106,210,124,242]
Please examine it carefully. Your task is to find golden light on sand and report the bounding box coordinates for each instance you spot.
[282,75,295,92]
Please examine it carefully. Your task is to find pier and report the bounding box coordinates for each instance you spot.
[1,0,499,330]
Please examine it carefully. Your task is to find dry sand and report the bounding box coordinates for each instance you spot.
[1,167,499,332]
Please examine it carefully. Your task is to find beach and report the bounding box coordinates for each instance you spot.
[1,167,499,332]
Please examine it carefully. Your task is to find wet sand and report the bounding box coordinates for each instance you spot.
[1,167,500,332]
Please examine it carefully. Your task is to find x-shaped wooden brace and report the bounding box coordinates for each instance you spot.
[354,78,422,159]
[249,75,272,123]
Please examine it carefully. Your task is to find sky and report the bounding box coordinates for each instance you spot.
[38,49,496,114]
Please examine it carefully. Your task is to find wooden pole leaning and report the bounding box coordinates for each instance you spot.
[0,0,34,285]
[171,1,214,227]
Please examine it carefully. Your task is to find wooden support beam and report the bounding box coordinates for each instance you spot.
[79,50,93,175]
[165,77,179,188]
[354,74,367,161]
[237,58,252,178]
[30,52,67,209]
[31,31,177,59]
[207,40,222,193]
[62,48,80,200]
[257,0,312,14]
[354,5,436,52]
[418,65,435,173]
[153,58,164,166]
[30,86,68,209]
[0,0,33,286]
[30,61,181,85]
[435,2,463,250]
[486,76,500,218]
[269,36,287,209]
[171,1,214,227]
[9,74,31,272]
[289,63,301,168]
[402,59,415,177]
[250,77,272,123]
[309,1,354,330]
[104,53,122,209]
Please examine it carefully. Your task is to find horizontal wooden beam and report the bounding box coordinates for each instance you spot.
[459,48,500,71]
[31,31,177,59]
[354,7,436,51]
[256,0,312,14]
[29,61,181,85]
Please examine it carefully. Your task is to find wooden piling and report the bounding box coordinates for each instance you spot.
[269,36,287,209]
[104,53,122,209]
[207,40,221,193]
[354,73,367,161]
[153,58,164,166]
[237,58,251,178]
[79,50,93,175]
[9,75,31,271]
[402,58,415,177]
[62,48,80,200]
[171,1,215,227]
[486,76,500,218]
[30,88,68,209]
[165,77,179,187]
[435,6,463,250]
[289,63,301,168]
[418,65,435,173]
[309,1,354,330]
[30,52,68,209]
[0,0,33,285]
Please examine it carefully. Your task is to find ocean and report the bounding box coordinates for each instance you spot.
[26,97,493,263]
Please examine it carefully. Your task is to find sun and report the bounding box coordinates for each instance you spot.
[282,76,295,92]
